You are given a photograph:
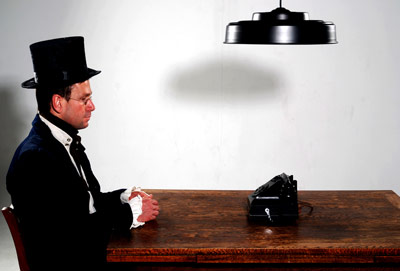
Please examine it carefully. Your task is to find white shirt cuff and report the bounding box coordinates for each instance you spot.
[121,187,146,229]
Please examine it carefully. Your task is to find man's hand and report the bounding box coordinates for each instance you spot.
[129,190,160,222]
[137,194,159,222]
[129,190,149,200]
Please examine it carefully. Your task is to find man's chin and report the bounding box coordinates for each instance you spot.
[77,121,90,130]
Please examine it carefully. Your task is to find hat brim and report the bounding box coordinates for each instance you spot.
[21,78,37,89]
[21,68,101,89]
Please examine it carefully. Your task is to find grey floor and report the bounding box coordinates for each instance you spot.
[0,217,19,271]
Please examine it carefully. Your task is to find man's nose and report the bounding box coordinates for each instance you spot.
[87,99,95,111]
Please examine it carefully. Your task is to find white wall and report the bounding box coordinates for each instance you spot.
[0,2,399,268]
[1,0,399,196]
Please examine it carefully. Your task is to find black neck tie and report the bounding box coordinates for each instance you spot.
[70,135,86,180]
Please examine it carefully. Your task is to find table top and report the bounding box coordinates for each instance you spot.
[107,190,400,264]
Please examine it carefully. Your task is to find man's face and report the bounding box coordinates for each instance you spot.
[60,80,95,129]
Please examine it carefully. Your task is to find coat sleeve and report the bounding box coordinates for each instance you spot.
[94,188,134,231]
[79,150,134,231]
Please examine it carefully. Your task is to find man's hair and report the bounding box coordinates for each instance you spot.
[36,85,72,114]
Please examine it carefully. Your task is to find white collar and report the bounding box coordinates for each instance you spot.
[39,114,73,147]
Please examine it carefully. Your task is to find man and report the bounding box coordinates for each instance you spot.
[6,36,159,270]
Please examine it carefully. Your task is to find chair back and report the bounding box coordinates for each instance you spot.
[2,206,30,271]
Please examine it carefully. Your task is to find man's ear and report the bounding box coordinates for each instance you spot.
[51,94,63,114]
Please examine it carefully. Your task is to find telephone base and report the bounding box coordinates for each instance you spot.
[247,195,299,225]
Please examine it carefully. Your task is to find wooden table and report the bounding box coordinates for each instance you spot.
[107,190,400,270]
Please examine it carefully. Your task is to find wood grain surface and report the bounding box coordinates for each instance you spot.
[107,190,400,269]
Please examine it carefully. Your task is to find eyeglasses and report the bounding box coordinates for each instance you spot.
[69,96,93,106]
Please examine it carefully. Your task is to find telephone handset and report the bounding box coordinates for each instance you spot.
[248,173,298,224]
[252,173,297,198]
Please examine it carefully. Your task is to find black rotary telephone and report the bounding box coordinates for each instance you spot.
[248,173,298,224]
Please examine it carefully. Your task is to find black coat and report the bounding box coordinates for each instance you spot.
[6,114,133,270]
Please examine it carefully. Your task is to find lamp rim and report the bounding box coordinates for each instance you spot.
[224,6,338,45]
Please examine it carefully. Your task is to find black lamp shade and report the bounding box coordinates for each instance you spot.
[225,7,337,45]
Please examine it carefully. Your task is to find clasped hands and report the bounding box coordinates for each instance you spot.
[129,190,159,222]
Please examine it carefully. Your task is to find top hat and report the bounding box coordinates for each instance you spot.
[21,36,101,89]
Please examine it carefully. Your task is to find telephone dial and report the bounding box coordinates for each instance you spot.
[248,173,298,224]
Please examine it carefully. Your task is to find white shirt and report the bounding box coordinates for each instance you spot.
[39,114,144,228]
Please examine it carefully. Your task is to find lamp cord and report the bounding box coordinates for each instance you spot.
[279,0,282,8]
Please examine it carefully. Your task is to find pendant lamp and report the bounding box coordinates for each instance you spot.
[224,0,337,45]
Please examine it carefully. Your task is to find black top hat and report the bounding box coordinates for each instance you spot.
[21,36,101,89]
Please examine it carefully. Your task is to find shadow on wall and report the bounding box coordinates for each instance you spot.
[0,85,26,206]
[166,59,285,104]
